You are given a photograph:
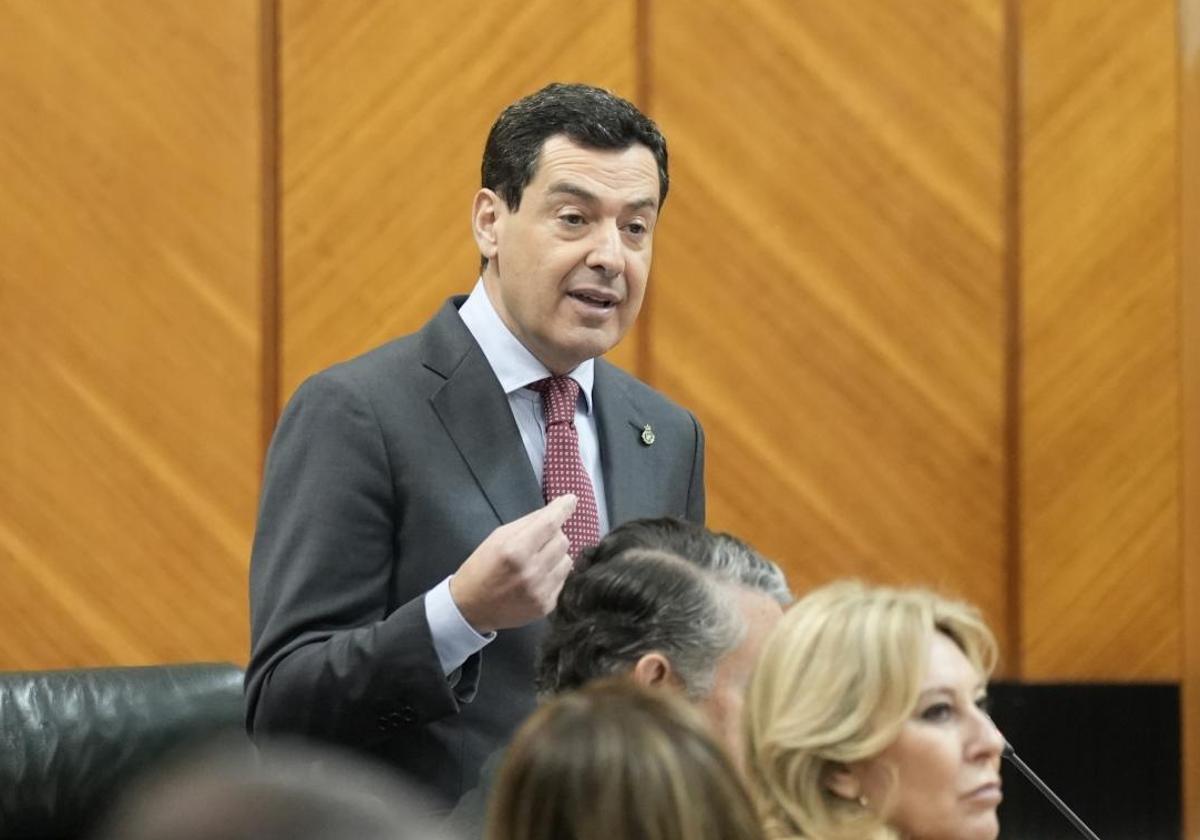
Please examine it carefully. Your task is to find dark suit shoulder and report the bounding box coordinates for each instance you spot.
[317,334,423,387]
[294,297,473,400]
[594,359,698,425]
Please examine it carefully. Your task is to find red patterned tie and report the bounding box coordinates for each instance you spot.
[529,376,601,559]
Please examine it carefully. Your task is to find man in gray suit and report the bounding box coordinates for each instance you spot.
[245,83,705,808]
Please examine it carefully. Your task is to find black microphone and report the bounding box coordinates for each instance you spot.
[1002,741,1102,840]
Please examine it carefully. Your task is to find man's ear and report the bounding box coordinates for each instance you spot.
[630,652,681,690]
[472,188,502,264]
[825,762,862,802]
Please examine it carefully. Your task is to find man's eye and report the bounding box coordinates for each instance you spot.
[560,213,586,226]
[625,222,646,235]
[919,702,954,723]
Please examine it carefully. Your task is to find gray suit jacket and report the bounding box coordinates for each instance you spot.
[245,297,704,807]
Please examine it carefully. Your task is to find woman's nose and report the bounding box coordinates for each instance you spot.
[971,706,1006,758]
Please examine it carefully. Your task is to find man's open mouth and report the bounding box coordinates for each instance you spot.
[567,290,618,309]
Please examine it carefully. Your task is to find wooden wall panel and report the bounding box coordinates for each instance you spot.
[0,0,1187,699]
[0,1,262,667]
[279,0,640,398]
[1019,0,1180,680]
[649,1,1010,643]
[1178,0,1200,833]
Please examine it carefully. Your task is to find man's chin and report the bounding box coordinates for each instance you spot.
[541,330,624,371]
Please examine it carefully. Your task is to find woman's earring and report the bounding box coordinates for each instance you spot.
[858,794,870,808]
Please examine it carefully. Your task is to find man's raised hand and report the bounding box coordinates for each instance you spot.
[449,494,577,634]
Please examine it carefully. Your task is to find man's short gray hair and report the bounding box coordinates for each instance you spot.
[700,532,793,607]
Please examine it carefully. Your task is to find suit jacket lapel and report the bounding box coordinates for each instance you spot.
[422,298,543,525]
[594,360,653,527]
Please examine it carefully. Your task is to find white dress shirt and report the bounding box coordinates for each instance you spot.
[424,280,610,674]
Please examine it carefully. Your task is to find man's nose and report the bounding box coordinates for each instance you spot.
[585,223,624,277]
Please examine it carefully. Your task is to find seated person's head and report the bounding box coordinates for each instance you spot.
[743,581,1004,840]
[537,518,792,757]
[486,678,766,840]
[90,737,457,840]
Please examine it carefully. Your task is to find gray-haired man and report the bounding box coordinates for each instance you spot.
[445,517,792,837]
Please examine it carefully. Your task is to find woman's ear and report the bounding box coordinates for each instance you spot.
[630,652,681,690]
[471,188,502,264]
[825,762,863,802]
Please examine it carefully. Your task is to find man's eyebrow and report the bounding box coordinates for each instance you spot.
[546,181,658,212]
[625,195,659,212]
[546,181,597,202]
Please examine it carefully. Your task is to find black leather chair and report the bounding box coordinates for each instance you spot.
[0,662,246,839]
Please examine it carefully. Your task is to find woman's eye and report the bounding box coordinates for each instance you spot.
[975,695,993,716]
[919,702,955,723]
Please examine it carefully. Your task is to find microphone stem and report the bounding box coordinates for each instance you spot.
[1003,744,1102,840]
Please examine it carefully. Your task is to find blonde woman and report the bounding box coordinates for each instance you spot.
[744,581,1004,840]
[486,678,767,840]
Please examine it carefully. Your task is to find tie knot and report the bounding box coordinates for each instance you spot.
[530,376,580,426]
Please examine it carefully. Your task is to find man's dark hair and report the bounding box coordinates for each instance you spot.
[481,82,669,213]
[535,519,792,698]
[535,548,739,700]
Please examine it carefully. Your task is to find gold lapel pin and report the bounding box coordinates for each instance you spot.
[640,424,656,446]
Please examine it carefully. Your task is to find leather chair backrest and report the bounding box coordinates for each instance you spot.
[0,662,245,839]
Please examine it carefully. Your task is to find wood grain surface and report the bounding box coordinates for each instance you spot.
[1018,0,1180,680]
[648,0,1011,647]
[3,0,1194,829]
[0,0,262,667]
[1179,0,1200,834]
[0,0,1191,697]
[277,0,640,399]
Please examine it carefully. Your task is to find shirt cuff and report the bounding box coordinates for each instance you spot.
[424,576,496,676]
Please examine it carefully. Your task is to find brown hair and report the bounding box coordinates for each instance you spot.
[487,678,766,840]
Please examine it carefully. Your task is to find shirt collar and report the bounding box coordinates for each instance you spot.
[458,279,595,412]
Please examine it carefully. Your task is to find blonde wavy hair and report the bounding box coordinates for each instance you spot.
[487,678,767,840]
[743,581,997,840]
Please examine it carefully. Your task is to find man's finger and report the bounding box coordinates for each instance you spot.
[501,493,577,555]
[520,492,577,535]
[539,553,575,607]
[543,492,577,526]
[509,493,576,527]
[536,493,577,550]
[526,493,577,552]
[529,528,571,574]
